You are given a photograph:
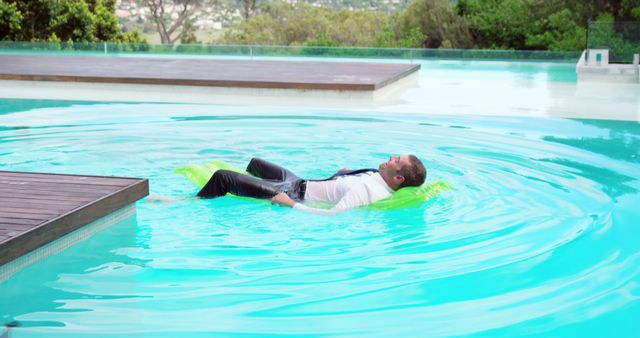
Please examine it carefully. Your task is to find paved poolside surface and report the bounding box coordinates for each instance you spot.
[0,55,419,91]
[0,171,148,266]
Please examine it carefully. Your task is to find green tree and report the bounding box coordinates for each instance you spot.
[588,13,639,62]
[6,0,52,40]
[596,0,640,21]
[144,0,207,44]
[221,1,439,49]
[238,0,257,20]
[373,25,427,48]
[394,0,473,48]
[180,20,200,44]
[456,0,534,49]
[525,9,586,51]
[92,0,120,41]
[0,0,145,43]
[304,32,340,47]
[0,1,22,40]
[49,0,96,41]
[221,2,391,47]
[457,0,640,51]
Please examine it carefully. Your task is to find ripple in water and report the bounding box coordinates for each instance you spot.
[0,102,638,337]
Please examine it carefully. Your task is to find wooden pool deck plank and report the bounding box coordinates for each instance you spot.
[0,171,148,266]
[0,55,420,91]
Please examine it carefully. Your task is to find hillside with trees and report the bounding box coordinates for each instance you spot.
[0,0,638,52]
[220,0,640,50]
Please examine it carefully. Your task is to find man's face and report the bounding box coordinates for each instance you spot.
[379,155,411,178]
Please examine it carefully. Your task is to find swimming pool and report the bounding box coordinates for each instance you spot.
[0,60,639,337]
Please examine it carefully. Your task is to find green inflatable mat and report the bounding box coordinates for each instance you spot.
[176,160,452,210]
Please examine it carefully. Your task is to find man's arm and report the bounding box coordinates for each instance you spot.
[271,188,369,215]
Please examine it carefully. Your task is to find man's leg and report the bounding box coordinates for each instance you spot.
[197,169,279,199]
[246,158,299,181]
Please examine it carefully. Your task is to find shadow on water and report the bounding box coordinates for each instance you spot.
[0,215,150,330]
[543,119,640,164]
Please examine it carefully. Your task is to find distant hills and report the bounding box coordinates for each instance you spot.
[116,0,413,37]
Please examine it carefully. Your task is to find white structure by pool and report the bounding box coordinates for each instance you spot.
[577,48,640,83]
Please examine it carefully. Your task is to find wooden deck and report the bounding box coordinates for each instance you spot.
[0,55,419,91]
[0,171,148,266]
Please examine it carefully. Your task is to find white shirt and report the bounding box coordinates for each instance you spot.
[293,172,393,215]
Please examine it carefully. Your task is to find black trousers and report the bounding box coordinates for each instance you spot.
[197,158,306,199]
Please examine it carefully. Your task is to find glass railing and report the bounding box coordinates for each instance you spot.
[587,21,640,64]
[0,41,581,62]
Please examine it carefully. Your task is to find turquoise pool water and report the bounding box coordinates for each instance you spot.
[0,98,638,337]
[0,56,639,336]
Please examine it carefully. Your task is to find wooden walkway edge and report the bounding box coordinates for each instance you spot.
[0,171,148,266]
[0,55,420,91]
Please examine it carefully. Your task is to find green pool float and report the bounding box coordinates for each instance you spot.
[176,160,452,210]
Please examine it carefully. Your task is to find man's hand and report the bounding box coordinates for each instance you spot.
[271,193,296,207]
[338,167,350,172]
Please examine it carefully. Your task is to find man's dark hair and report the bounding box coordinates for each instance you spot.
[398,155,426,188]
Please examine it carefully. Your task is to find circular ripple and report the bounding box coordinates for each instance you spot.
[0,103,638,337]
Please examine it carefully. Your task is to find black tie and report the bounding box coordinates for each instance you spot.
[326,168,378,180]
